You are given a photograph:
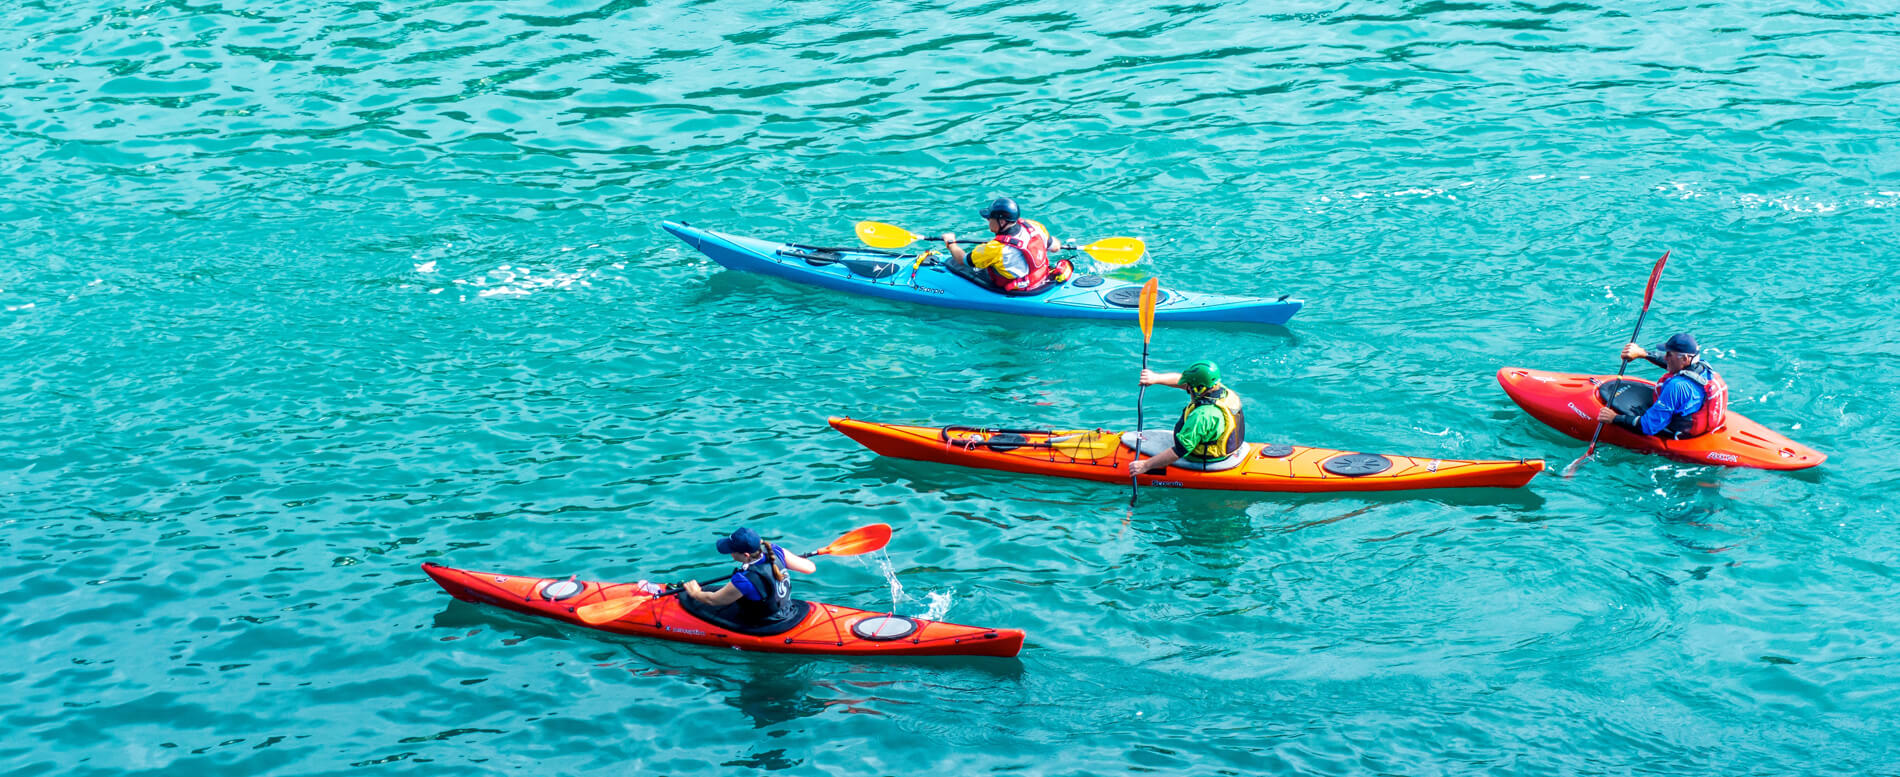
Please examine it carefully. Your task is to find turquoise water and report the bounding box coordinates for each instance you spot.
[5,0,1899,773]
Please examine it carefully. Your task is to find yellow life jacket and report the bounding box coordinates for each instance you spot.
[1174,386,1245,462]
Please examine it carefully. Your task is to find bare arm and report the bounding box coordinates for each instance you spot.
[1131,447,1182,476]
[941,232,968,264]
[1140,370,1186,391]
[782,551,816,575]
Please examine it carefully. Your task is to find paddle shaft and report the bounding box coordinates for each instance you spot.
[1573,250,1671,469]
[1580,305,1652,457]
[1131,342,1149,507]
[1130,278,1162,508]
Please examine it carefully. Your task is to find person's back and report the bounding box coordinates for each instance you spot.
[1129,360,1249,474]
[940,197,1072,293]
[1176,382,1246,465]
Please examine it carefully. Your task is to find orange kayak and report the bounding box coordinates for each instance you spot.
[422,563,1024,658]
[829,417,1544,492]
[1496,367,1824,470]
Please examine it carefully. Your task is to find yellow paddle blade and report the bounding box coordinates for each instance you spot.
[1078,237,1145,265]
[1050,431,1120,459]
[575,595,652,625]
[856,221,924,249]
[1138,277,1160,342]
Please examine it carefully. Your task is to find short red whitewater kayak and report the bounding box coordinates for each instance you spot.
[1496,367,1824,470]
[830,417,1543,492]
[422,562,1024,658]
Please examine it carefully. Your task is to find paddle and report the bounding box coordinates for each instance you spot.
[1050,431,1120,458]
[938,427,1120,458]
[573,524,894,626]
[1562,249,1671,478]
[855,221,1147,265]
[779,244,905,279]
[1130,277,1160,507]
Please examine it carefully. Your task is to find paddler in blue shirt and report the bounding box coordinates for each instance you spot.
[681,527,817,628]
[939,197,1072,293]
[1595,333,1730,439]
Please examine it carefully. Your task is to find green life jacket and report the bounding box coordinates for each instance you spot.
[1174,386,1245,463]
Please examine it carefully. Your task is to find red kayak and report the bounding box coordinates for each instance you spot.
[422,562,1024,658]
[1496,367,1824,470]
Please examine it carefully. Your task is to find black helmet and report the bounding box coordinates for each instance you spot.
[979,197,1020,222]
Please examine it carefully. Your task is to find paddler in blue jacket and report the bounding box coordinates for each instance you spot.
[1595,333,1730,439]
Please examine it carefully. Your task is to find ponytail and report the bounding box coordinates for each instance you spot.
[760,540,789,583]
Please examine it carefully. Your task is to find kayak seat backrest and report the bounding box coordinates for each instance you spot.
[1598,380,1655,416]
[1172,443,1251,472]
[998,280,1062,297]
[678,595,812,637]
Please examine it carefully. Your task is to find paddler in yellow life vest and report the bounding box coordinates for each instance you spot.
[1129,360,1249,475]
[938,197,1073,294]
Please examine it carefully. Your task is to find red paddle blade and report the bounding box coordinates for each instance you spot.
[1641,250,1671,308]
[1138,278,1160,342]
[809,523,892,557]
[1561,450,1592,478]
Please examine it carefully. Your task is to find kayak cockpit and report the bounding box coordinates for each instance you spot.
[677,595,813,637]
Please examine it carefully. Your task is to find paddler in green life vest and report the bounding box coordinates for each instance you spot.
[938,197,1074,294]
[1128,360,1249,475]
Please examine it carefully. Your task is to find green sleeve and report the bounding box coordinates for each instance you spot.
[1171,406,1225,457]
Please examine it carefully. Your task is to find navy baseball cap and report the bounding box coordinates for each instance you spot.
[1662,332,1699,355]
[716,527,762,555]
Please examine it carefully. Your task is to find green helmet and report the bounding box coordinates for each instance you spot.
[1180,360,1221,390]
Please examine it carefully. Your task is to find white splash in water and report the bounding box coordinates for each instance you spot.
[875,552,954,619]
[920,589,955,620]
[877,553,907,608]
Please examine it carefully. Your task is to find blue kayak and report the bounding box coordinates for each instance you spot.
[662,221,1303,325]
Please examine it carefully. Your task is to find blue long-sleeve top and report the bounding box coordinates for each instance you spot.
[1626,350,1705,436]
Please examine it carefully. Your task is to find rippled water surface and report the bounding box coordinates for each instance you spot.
[5,0,1899,774]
